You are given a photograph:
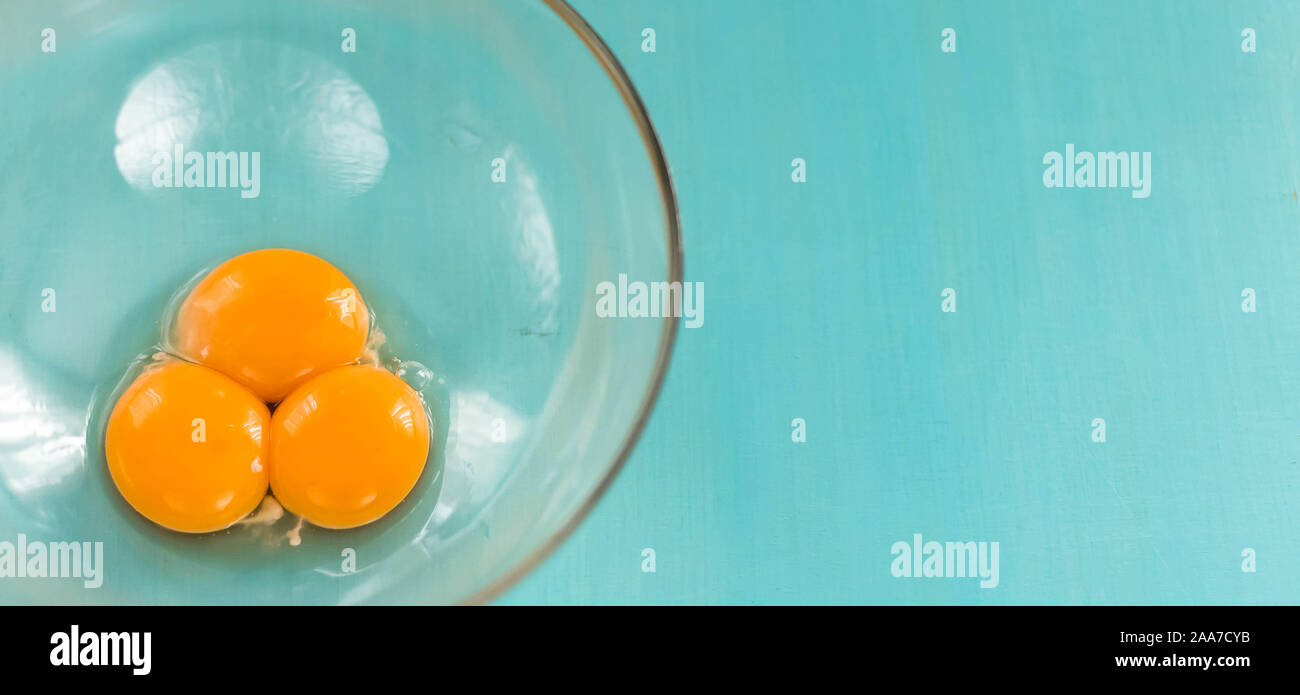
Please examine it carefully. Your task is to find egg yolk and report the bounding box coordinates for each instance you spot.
[173,248,369,403]
[269,365,430,529]
[105,360,270,533]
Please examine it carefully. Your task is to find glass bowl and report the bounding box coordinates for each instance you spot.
[0,0,680,604]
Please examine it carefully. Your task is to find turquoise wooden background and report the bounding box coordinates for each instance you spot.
[501,0,1300,604]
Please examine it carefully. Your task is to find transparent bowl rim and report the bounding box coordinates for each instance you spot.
[458,0,682,605]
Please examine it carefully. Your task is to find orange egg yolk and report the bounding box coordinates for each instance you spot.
[269,365,430,529]
[105,360,270,533]
[173,248,369,403]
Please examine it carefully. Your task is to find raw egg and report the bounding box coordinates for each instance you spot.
[173,248,369,403]
[269,365,430,529]
[105,360,270,533]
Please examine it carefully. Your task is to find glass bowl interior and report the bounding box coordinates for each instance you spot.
[0,0,678,604]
